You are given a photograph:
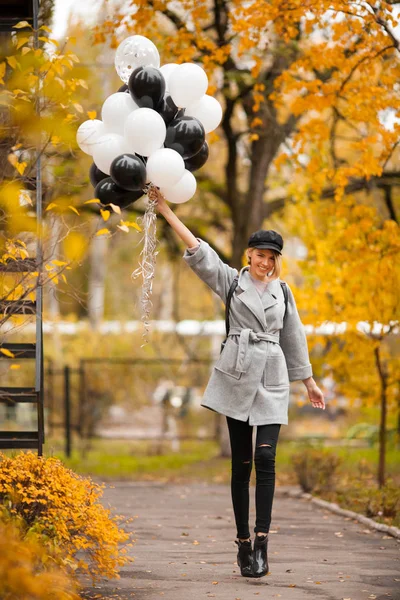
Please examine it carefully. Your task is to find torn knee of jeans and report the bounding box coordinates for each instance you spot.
[257,444,272,448]
[242,460,251,464]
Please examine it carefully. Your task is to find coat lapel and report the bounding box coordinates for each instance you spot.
[261,278,280,311]
[237,268,267,330]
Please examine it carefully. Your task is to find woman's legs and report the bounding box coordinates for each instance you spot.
[226,416,253,541]
[254,423,281,535]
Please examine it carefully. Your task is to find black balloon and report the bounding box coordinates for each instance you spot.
[184,142,209,172]
[89,163,108,187]
[95,178,143,208]
[117,83,129,93]
[128,66,165,109]
[110,153,146,191]
[156,93,179,125]
[164,116,205,160]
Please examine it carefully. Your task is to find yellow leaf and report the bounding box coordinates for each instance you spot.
[84,199,100,205]
[120,220,142,232]
[51,260,67,267]
[96,228,110,236]
[0,62,5,84]
[13,21,32,29]
[45,203,57,212]
[40,25,52,33]
[87,110,97,120]
[100,209,110,221]
[48,39,60,47]
[109,203,121,215]
[7,153,17,167]
[51,135,61,145]
[10,364,21,370]
[15,161,27,176]
[61,273,67,284]
[68,205,80,216]
[6,56,18,70]
[16,37,30,50]
[68,53,79,63]
[52,275,59,284]
[21,47,31,56]
[73,103,84,113]
[68,36,77,45]
[1,348,15,358]
[250,133,259,141]
[117,224,129,233]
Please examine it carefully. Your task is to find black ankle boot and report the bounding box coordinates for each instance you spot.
[253,534,268,577]
[235,539,254,577]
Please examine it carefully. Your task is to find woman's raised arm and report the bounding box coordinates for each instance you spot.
[156,190,198,248]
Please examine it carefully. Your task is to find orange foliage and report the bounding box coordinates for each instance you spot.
[0,452,132,581]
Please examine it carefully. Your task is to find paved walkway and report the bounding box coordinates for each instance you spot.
[82,483,399,600]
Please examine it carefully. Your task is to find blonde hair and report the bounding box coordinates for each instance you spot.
[246,247,282,279]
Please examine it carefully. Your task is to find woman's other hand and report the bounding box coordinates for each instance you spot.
[303,377,326,410]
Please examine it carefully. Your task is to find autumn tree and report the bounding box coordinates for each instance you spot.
[94,0,400,263]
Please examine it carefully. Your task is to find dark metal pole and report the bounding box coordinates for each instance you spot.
[33,0,44,456]
[64,365,71,457]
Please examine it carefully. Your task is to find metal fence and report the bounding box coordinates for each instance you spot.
[42,357,216,455]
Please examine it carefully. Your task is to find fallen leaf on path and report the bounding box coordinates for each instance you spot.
[288,584,296,587]
[212,581,218,584]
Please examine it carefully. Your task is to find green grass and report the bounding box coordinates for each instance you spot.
[42,437,400,487]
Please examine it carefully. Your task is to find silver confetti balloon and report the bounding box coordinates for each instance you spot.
[115,35,160,84]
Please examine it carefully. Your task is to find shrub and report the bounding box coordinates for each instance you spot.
[0,452,131,580]
[291,445,342,493]
[0,518,79,600]
[336,479,400,524]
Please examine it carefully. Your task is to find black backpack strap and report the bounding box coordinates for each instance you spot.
[225,276,239,338]
[280,281,288,322]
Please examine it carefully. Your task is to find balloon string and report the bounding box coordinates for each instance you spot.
[131,184,160,346]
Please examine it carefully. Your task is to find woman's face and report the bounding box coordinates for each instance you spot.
[248,248,276,281]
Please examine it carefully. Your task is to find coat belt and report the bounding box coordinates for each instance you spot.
[228,328,280,373]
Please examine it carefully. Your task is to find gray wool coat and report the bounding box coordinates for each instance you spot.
[183,239,313,426]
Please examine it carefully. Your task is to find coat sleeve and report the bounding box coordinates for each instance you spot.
[279,284,313,382]
[183,238,238,303]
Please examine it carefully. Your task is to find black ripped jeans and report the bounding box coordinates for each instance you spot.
[226,416,281,540]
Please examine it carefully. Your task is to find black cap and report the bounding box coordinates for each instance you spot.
[247,230,283,254]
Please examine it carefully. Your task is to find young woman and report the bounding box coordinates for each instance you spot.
[156,193,325,579]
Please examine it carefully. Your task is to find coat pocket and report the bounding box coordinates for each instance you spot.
[214,338,242,380]
[263,355,289,388]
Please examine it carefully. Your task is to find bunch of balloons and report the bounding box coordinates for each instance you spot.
[77,35,222,209]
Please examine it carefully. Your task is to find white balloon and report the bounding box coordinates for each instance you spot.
[115,35,160,84]
[92,133,128,175]
[101,93,138,136]
[146,148,185,188]
[76,119,106,155]
[185,95,223,134]
[161,170,197,204]
[159,63,178,92]
[124,108,166,157]
[169,63,208,108]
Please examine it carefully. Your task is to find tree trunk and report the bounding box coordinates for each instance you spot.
[88,234,108,330]
[374,345,387,488]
